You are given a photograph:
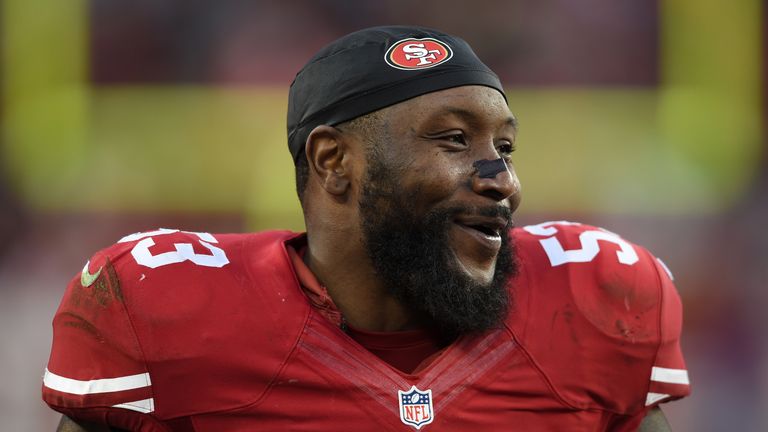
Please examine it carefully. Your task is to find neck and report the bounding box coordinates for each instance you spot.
[304,231,416,332]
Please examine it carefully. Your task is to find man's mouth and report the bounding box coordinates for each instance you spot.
[453,215,509,249]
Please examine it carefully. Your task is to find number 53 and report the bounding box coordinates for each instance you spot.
[118,228,230,269]
[523,221,639,267]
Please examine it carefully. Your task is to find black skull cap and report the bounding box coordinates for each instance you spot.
[287,25,506,164]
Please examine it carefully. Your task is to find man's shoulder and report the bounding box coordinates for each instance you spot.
[507,221,680,414]
[81,227,308,330]
[511,220,666,309]
[45,228,311,420]
[509,220,670,341]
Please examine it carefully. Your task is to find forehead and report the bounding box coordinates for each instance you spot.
[385,85,515,129]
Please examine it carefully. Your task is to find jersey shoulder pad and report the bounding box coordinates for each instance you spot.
[514,221,659,319]
[508,221,689,413]
[43,228,309,425]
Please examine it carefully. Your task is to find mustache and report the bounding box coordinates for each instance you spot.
[441,204,514,228]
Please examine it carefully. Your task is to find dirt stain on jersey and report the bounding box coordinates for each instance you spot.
[105,257,124,302]
[614,319,635,342]
[59,312,107,344]
[70,257,124,309]
[550,303,579,346]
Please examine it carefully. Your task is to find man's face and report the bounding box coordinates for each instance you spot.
[356,86,521,338]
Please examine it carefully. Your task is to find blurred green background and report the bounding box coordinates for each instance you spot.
[1,0,765,430]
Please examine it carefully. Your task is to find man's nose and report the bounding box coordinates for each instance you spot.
[471,158,519,202]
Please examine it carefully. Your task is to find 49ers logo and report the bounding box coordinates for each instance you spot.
[385,38,453,70]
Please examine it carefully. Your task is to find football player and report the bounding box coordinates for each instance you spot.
[44,26,690,431]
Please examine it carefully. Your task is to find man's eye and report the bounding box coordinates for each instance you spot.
[497,142,516,158]
[443,133,466,145]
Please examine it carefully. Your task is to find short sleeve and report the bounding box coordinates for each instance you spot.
[645,257,691,406]
[42,248,167,431]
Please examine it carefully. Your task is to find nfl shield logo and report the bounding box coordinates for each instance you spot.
[398,385,434,429]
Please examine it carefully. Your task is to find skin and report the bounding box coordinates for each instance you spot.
[56,85,673,431]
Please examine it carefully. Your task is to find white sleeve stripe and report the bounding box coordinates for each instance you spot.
[645,392,671,406]
[43,368,152,395]
[112,398,155,413]
[651,366,690,385]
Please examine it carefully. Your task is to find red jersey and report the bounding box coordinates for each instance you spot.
[42,222,690,431]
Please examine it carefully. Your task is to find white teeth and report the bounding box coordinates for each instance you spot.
[456,221,502,241]
[479,232,501,240]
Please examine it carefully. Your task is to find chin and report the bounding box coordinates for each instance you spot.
[453,252,497,286]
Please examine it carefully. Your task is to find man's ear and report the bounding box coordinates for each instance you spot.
[305,125,352,196]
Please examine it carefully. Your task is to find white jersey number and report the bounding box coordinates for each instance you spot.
[118,228,230,269]
[523,221,638,267]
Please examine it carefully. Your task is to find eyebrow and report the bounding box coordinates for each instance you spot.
[430,107,518,130]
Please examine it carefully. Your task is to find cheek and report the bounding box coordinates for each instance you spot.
[399,155,472,207]
[507,167,523,211]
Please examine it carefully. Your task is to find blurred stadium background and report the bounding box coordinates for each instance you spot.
[1,0,765,430]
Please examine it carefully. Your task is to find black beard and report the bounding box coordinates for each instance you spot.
[358,156,518,341]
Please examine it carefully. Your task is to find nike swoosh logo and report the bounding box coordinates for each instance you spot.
[81,260,103,287]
